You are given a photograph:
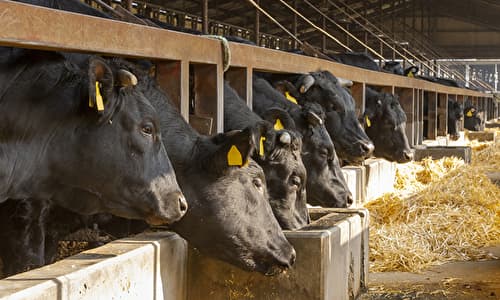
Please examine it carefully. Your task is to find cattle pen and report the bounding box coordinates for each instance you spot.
[0,0,499,300]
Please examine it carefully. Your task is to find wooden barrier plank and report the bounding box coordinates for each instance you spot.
[0,1,491,99]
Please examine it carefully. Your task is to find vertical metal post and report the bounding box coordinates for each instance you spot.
[255,0,260,46]
[202,0,209,34]
[322,0,327,52]
[123,0,132,11]
[495,64,498,92]
[293,0,298,49]
[364,4,368,54]
[391,0,395,60]
[465,64,470,88]
[379,0,383,65]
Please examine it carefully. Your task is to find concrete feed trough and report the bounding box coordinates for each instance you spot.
[186,208,369,300]
[413,145,472,163]
[0,208,369,300]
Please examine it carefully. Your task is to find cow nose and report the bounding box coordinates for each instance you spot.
[403,150,414,161]
[289,247,297,267]
[178,193,188,213]
[360,141,375,155]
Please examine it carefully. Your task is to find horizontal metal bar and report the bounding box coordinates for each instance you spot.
[0,0,490,98]
[0,0,222,63]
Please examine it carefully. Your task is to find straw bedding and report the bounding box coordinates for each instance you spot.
[366,140,500,272]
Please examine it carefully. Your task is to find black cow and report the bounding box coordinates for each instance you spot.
[252,75,353,208]
[382,61,419,77]
[0,49,186,225]
[122,61,296,275]
[330,52,380,72]
[223,82,309,230]
[14,0,110,18]
[448,99,464,140]
[464,103,484,131]
[418,75,463,88]
[290,71,375,164]
[363,88,413,163]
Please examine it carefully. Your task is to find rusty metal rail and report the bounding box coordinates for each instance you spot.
[0,1,496,138]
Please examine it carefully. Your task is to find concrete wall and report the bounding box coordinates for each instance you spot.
[0,232,187,300]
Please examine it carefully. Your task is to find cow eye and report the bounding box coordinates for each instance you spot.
[290,175,301,187]
[141,124,154,136]
[253,177,264,192]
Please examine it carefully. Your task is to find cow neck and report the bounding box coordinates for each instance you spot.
[0,52,83,201]
[224,82,262,131]
[252,77,294,114]
[140,79,201,170]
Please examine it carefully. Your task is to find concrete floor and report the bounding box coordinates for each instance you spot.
[359,246,500,300]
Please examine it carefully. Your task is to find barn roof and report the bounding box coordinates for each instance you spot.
[128,0,500,60]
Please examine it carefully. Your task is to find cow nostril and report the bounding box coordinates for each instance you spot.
[319,147,330,158]
[178,194,188,213]
[289,248,297,267]
[347,195,354,206]
[403,150,414,161]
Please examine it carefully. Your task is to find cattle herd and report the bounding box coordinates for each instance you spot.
[0,0,487,279]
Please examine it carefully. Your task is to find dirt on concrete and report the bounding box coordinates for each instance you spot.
[359,246,500,300]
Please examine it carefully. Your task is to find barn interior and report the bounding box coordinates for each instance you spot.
[95,0,500,91]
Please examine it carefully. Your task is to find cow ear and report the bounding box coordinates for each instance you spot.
[362,103,379,128]
[87,57,120,121]
[260,108,297,131]
[274,80,301,104]
[250,121,277,159]
[206,127,256,172]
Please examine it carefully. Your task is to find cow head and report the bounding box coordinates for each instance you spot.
[0,52,186,225]
[252,116,309,230]
[382,61,404,75]
[255,77,352,208]
[464,104,484,131]
[447,99,463,140]
[67,57,186,225]
[257,122,308,230]
[294,71,374,164]
[271,100,353,208]
[223,82,309,230]
[170,127,296,275]
[363,88,413,163]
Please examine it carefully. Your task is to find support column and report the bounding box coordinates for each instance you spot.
[495,64,498,92]
[202,0,208,34]
[254,0,260,46]
[465,64,470,88]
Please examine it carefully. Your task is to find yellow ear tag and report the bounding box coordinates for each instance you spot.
[285,91,298,104]
[274,118,284,130]
[259,136,266,156]
[365,115,372,127]
[227,145,243,166]
[95,82,104,111]
[407,72,414,78]
[466,110,473,117]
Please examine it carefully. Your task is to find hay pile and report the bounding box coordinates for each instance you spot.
[366,141,500,272]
